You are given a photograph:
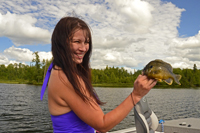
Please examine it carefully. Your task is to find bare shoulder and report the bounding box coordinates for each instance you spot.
[49,66,73,88]
[48,66,75,115]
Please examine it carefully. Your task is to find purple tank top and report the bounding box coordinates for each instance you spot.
[40,63,95,133]
[51,111,94,133]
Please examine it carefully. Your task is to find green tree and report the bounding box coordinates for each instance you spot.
[193,64,197,72]
[0,64,6,79]
[32,51,41,83]
[32,51,40,70]
[6,64,15,80]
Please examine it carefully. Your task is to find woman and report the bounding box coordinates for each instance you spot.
[41,16,157,133]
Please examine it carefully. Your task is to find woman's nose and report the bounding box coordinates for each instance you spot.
[79,42,87,51]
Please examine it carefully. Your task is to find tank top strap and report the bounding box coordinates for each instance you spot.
[40,62,53,100]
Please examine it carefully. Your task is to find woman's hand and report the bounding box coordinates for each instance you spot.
[132,74,157,104]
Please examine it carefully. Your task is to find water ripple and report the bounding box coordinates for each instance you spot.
[1,84,200,132]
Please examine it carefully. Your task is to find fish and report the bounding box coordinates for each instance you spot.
[143,59,181,85]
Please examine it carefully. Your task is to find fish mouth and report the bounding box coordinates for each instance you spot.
[143,68,149,74]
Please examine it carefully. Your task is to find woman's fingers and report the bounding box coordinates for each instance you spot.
[133,75,157,95]
[149,79,157,88]
[132,75,157,104]
[140,75,157,88]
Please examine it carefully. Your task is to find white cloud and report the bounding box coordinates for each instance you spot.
[112,0,154,33]
[0,54,24,66]
[0,55,10,64]
[0,12,51,46]
[93,35,136,50]
[173,61,191,69]
[91,49,139,69]
[3,46,52,64]
[38,51,53,61]
[4,46,34,62]
[170,31,200,49]
[89,0,187,70]
[165,30,200,68]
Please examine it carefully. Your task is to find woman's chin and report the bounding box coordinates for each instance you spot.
[74,59,83,64]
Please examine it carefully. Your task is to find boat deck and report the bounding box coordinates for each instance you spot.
[109,118,200,133]
[109,127,163,133]
[108,127,136,133]
[156,118,200,133]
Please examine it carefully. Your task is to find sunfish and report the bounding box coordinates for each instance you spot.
[143,59,181,85]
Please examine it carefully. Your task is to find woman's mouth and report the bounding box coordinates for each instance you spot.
[75,53,84,59]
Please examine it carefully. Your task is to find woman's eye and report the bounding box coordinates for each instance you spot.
[74,41,79,43]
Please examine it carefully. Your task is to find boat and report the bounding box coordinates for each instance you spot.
[108,97,200,133]
[109,118,200,133]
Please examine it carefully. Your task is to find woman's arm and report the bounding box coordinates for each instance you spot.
[48,70,157,132]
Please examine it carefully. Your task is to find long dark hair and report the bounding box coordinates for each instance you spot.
[51,17,104,105]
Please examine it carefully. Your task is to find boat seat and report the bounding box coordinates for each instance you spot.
[134,97,158,133]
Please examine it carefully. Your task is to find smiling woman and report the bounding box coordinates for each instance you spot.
[40,16,157,133]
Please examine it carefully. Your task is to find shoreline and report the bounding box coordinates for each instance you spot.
[0,80,199,89]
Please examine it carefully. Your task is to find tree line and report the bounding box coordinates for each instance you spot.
[0,52,52,84]
[0,52,199,88]
[91,64,200,88]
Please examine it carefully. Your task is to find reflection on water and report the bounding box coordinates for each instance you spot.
[1,83,200,132]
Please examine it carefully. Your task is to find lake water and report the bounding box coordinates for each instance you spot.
[1,83,200,132]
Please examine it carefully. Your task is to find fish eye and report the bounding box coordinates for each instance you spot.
[149,65,153,68]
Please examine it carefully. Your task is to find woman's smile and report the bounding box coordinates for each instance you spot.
[75,53,84,58]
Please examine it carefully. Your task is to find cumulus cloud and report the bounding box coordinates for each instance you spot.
[112,0,154,33]
[38,51,53,61]
[165,30,200,68]
[0,12,51,46]
[171,31,200,49]
[89,0,187,70]
[0,54,24,66]
[4,46,34,62]
[93,35,135,49]
[91,49,139,69]
[3,46,52,64]
[0,55,10,64]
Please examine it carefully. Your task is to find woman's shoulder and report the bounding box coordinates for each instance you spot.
[49,65,71,88]
[48,65,74,101]
[48,66,72,115]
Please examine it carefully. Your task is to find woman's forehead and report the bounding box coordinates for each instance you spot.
[72,29,90,40]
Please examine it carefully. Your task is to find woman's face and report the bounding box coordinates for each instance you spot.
[71,29,90,64]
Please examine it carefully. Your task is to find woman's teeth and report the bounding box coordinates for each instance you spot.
[77,54,84,57]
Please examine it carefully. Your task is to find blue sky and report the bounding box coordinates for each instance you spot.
[0,0,200,72]
[163,0,200,37]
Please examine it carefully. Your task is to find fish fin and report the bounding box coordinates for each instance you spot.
[155,78,162,82]
[164,78,173,85]
[174,74,182,85]
[176,74,182,80]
